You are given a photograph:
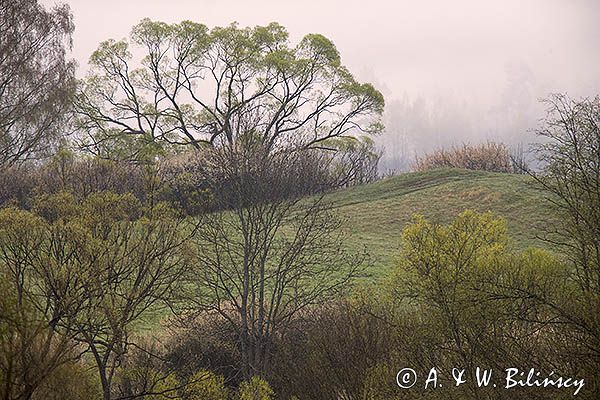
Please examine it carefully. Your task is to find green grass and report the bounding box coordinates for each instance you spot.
[138,168,557,330]
[327,168,556,279]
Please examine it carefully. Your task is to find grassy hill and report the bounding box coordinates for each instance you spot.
[328,168,557,279]
[140,168,557,330]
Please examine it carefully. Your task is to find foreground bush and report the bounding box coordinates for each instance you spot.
[237,376,274,400]
[31,361,101,400]
[0,192,194,400]
[184,370,228,400]
[265,211,595,399]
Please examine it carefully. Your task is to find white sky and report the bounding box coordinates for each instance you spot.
[41,0,600,164]
[45,0,600,101]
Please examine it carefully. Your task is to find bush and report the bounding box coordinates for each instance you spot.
[414,142,525,173]
[270,298,400,400]
[0,153,149,209]
[185,370,228,400]
[390,210,588,399]
[113,338,180,400]
[160,138,382,215]
[268,211,589,400]
[163,312,241,386]
[237,376,274,400]
[32,361,101,400]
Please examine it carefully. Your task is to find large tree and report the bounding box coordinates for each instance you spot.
[182,142,366,380]
[0,192,195,400]
[532,94,600,391]
[0,0,76,167]
[75,20,384,161]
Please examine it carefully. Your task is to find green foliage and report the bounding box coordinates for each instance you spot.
[0,191,194,400]
[361,364,403,400]
[75,19,384,160]
[90,39,131,66]
[237,376,274,400]
[185,370,229,400]
[323,168,556,278]
[385,210,580,398]
[393,209,563,307]
[32,362,102,400]
[398,210,508,294]
[0,206,81,399]
[299,33,341,66]
[32,191,80,222]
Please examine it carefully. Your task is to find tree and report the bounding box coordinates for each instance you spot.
[184,142,366,379]
[0,0,75,167]
[326,136,382,186]
[0,205,90,400]
[531,94,600,396]
[391,211,574,399]
[1,192,195,400]
[60,193,194,400]
[74,19,384,161]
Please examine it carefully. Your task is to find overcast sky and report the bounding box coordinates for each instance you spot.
[43,0,600,166]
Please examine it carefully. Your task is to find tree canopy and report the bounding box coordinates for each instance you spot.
[75,20,384,160]
[0,0,75,167]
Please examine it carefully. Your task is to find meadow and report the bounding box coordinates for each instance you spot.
[329,168,554,276]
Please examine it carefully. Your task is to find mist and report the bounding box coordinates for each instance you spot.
[45,0,600,170]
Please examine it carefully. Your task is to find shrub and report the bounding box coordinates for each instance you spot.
[237,376,274,400]
[270,298,399,400]
[163,312,241,386]
[113,338,180,400]
[32,361,101,400]
[0,154,149,209]
[390,210,583,399]
[185,370,228,400]
[414,142,525,173]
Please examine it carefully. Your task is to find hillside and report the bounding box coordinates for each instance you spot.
[328,168,557,278]
[140,168,557,330]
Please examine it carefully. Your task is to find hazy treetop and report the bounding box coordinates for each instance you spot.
[41,0,600,167]
[48,0,600,101]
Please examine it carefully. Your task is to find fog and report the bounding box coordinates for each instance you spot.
[45,0,600,170]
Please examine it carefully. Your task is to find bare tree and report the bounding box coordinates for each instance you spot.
[0,0,76,167]
[183,142,366,379]
[327,136,382,186]
[531,94,600,370]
